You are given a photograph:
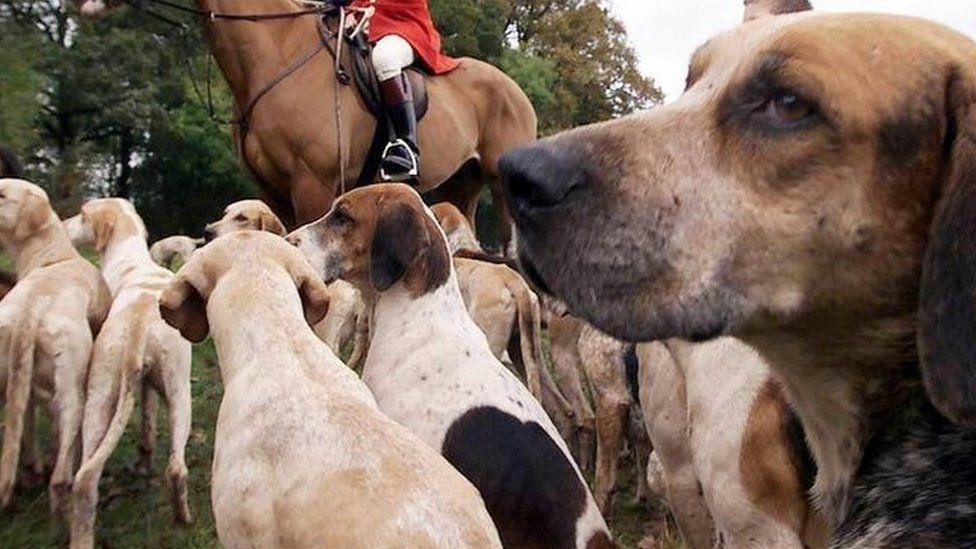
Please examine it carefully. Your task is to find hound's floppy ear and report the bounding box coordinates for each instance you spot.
[15,192,51,240]
[160,272,210,343]
[287,256,331,327]
[83,203,116,252]
[918,69,976,427]
[370,201,451,295]
[370,201,424,291]
[259,209,286,236]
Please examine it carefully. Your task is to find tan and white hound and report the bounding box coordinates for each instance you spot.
[63,199,193,548]
[149,235,204,269]
[160,231,502,548]
[288,184,613,549]
[0,179,111,518]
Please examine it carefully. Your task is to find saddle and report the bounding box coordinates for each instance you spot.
[333,23,430,186]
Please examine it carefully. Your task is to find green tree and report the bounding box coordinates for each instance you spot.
[431,0,663,134]
[0,0,254,232]
[132,101,254,240]
[498,50,558,119]
[514,0,663,132]
[431,0,511,61]
[0,25,42,154]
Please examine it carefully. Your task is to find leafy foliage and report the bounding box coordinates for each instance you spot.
[431,0,663,133]
[0,25,42,151]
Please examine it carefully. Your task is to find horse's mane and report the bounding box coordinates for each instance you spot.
[0,146,24,179]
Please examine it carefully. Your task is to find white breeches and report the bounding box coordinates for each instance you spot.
[372,35,415,82]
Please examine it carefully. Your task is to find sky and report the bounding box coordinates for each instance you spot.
[609,1,976,100]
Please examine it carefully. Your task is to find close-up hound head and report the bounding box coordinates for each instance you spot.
[0,179,57,242]
[203,200,286,242]
[63,198,148,252]
[160,231,330,343]
[286,184,451,299]
[501,13,976,426]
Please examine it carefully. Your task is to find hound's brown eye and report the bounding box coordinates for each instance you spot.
[767,91,814,125]
[234,214,247,222]
[331,210,352,226]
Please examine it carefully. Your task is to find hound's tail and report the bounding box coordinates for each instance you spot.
[506,272,574,418]
[506,272,545,399]
[346,306,370,373]
[76,295,154,479]
[0,297,46,507]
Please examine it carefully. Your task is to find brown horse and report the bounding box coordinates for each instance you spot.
[76,0,537,238]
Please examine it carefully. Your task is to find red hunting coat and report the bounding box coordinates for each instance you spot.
[354,0,460,75]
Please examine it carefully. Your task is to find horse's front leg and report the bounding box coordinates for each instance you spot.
[290,163,336,227]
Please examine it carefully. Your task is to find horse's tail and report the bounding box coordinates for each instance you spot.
[503,270,551,403]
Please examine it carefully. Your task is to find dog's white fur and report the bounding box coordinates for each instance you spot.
[160,231,502,548]
[63,199,194,548]
[431,202,579,449]
[0,179,111,517]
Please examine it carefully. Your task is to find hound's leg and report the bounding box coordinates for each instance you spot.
[161,344,193,525]
[19,399,45,489]
[136,379,159,476]
[50,341,89,519]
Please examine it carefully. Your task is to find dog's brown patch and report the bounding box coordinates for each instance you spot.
[740,379,812,532]
[586,530,615,549]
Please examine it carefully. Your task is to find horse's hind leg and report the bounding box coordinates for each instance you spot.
[487,175,513,254]
[426,159,482,218]
[427,159,511,251]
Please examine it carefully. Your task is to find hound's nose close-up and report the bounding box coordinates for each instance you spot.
[500,145,586,213]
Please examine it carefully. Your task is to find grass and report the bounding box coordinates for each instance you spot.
[0,250,684,547]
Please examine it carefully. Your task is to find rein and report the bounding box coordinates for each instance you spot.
[124,0,364,197]
[124,0,328,23]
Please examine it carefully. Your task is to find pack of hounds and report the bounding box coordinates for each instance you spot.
[3,3,976,549]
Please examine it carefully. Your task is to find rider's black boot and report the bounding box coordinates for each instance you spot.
[379,74,420,182]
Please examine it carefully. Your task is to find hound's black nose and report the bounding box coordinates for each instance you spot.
[500,145,586,212]
[203,226,217,242]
